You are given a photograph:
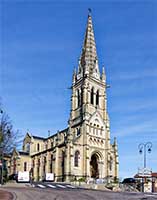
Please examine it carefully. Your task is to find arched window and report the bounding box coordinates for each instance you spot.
[32,159,35,168]
[44,156,47,164]
[43,157,46,175]
[90,87,94,105]
[62,151,65,168]
[24,162,27,171]
[109,158,113,171]
[77,89,80,107]
[26,143,30,153]
[38,158,40,167]
[51,141,53,148]
[76,128,80,136]
[81,87,83,105]
[50,155,53,173]
[37,143,40,152]
[74,151,80,167]
[45,142,48,150]
[51,154,53,162]
[96,90,99,106]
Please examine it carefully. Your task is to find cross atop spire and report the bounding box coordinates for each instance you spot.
[77,10,100,80]
[88,8,92,16]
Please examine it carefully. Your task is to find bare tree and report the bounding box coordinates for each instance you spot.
[0,109,22,153]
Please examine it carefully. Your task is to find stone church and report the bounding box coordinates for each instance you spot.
[9,12,119,182]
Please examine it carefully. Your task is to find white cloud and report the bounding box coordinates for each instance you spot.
[110,99,157,113]
[114,118,157,137]
[111,68,157,81]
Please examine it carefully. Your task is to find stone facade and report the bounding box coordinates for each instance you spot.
[8,13,119,182]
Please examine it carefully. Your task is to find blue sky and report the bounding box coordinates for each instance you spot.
[0,0,156,179]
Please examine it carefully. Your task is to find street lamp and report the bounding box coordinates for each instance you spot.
[138,142,152,168]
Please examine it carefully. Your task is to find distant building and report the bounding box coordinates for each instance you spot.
[8,12,119,182]
[135,171,157,192]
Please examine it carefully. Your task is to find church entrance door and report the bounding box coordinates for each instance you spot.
[90,154,99,178]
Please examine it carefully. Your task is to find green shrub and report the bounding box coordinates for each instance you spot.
[78,177,86,182]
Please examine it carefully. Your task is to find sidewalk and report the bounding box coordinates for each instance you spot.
[0,190,13,200]
[2,181,31,188]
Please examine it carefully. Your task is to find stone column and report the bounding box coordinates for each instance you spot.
[87,87,90,104]
[65,143,72,182]
[93,89,96,106]
[35,157,40,181]
[46,152,50,173]
[55,147,59,181]
[86,147,90,178]
[98,161,104,179]
[39,156,44,181]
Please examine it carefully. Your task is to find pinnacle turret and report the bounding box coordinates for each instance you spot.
[101,67,106,82]
[113,137,118,147]
[72,68,77,84]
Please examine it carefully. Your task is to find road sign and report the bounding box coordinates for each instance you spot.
[138,168,152,177]
[46,173,54,181]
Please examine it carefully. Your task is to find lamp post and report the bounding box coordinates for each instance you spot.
[138,142,152,193]
[138,142,152,169]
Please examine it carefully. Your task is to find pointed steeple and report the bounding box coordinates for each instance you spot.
[77,10,100,80]
[72,68,77,84]
[113,137,118,147]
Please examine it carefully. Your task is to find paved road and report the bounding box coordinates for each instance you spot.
[2,186,157,200]
[0,190,13,200]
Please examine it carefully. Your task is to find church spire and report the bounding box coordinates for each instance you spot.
[78,10,100,79]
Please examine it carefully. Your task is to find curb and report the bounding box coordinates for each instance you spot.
[11,191,17,200]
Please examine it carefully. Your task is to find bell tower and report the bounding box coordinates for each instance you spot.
[66,11,118,181]
[69,11,108,127]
